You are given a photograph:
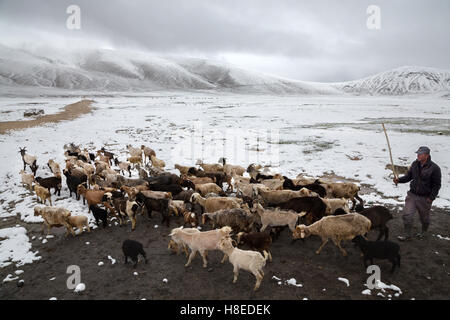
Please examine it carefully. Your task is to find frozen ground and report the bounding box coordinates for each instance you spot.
[0,92,449,285]
[1,92,448,217]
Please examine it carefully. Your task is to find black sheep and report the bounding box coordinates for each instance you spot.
[272,197,327,225]
[282,177,327,197]
[122,239,147,268]
[89,204,108,227]
[148,183,183,196]
[352,235,401,273]
[63,170,87,200]
[357,205,393,240]
[135,192,170,226]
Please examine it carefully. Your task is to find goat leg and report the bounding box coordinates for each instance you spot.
[315,238,329,255]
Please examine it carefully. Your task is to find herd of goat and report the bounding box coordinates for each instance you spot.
[18,143,401,291]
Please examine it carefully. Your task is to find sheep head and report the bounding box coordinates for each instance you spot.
[220,226,232,236]
[190,192,202,204]
[33,206,41,216]
[218,236,234,251]
[293,225,310,239]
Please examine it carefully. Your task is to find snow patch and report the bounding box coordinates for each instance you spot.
[338,277,350,287]
[0,226,41,268]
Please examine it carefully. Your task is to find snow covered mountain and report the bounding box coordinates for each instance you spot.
[0,44,448,96]
[334,66,450,95]
[0,44,338,95]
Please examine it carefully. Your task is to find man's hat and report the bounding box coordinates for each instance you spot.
[415,146,430,155]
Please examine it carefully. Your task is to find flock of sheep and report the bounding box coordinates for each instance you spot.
[18,142,401,292]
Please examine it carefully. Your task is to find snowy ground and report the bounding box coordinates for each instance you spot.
[0,92,449,268]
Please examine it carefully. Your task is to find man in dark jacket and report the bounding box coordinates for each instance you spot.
[394,146,441,241]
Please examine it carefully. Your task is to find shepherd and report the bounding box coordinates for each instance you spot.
[393,146,441,241]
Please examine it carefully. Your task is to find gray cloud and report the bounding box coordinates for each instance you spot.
[0,0,448,82]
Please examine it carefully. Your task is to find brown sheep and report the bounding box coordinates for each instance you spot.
[76,184,106,212]
[66,215,91,235]
[33,183,52,206]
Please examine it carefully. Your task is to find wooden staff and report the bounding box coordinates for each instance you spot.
[382,123,398,185]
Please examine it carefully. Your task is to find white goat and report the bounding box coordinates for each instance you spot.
[218,236,268,291]
[169,226,232,268]
[254,203,306,232]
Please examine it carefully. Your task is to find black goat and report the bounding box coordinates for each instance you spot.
[357,205,393,240]
[352,235,401,273]
[148,183,183,196]
[282,177,327,197]
[135,192,170,227]
[63,170,87,200]
[35,176,62,196]
[272,197,327,225]
[89,204,108,227]
[122,239,147,268]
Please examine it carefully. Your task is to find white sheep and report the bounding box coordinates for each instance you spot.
[174,164,191,175]
[321,197,350,215]
[33,206,74,236]
[257,188,312,205]
[169,226,232,268]
[190,193,242,213]
[150,155,165,169]
[20,170,34,191]
[33,183,52,206]
[127,144,142,158]
[47,159,61,178]
[196,160,223,173]
[194,182,224,196]
[141,145,156,164]
[253,203,306,232]
[66,215,90,235]
[168,227,200,256]
[218,236,269,291]
[293,213,372,256]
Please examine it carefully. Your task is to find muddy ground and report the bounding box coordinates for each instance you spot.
[0,199,449,300]
[0,100,93,134]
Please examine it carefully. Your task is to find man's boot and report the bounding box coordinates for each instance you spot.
[416,223,429,239]
[398,224,413,241]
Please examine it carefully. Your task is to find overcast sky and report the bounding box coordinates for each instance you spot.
[0,0,448,82]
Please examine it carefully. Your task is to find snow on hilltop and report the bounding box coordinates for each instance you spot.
[0,44,448,96]
[334,66,450,95]
[0,44,338,95]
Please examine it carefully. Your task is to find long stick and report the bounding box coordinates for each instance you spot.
[382,123,398,183]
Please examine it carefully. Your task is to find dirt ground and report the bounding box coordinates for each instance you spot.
[0,100,93,134]
[0,200,448,300]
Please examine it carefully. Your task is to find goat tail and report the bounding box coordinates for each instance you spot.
[262,250,269,261]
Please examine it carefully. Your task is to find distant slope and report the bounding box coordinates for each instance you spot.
[333,66,450,95]
[0,44,338,95]
[0,44,448,96]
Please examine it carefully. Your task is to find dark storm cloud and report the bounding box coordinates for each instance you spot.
[0,0,448,81]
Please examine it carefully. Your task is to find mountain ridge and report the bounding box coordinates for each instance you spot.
[0,44,448,96]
